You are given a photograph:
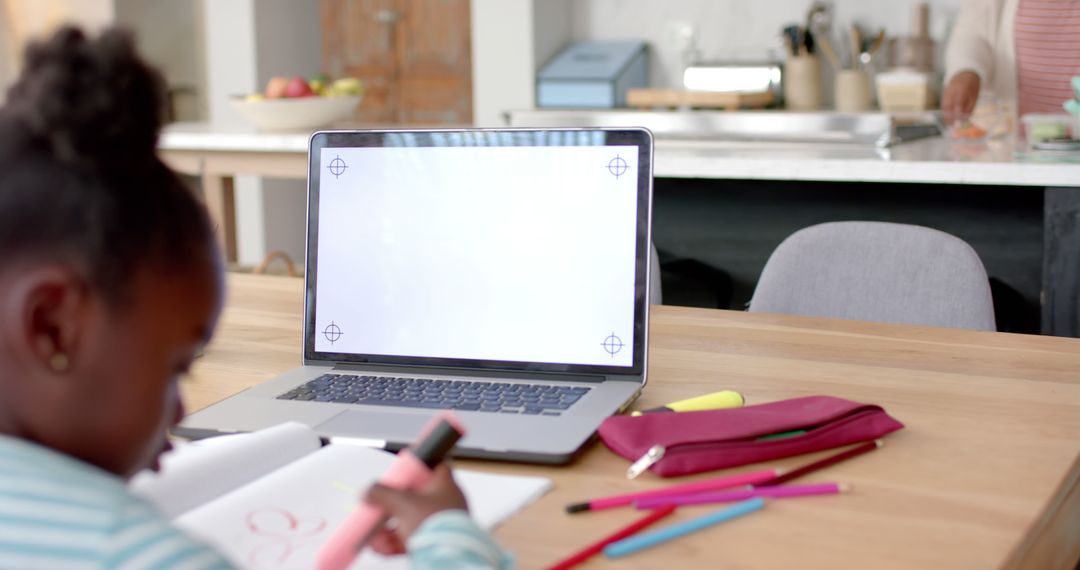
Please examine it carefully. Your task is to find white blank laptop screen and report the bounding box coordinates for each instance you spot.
[312,143,640,367]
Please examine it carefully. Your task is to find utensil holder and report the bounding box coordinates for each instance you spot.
[835,69,872,112]
[784,55,823,111]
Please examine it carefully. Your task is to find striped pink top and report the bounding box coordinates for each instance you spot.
[1015,0,1080,116]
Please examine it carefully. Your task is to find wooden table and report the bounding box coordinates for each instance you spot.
[186,273,1080,569]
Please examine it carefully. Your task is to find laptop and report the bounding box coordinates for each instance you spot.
[178,127,654,464]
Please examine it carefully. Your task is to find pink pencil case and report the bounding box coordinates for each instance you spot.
[598,395,904,478]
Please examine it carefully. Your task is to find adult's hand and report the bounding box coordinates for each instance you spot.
[942,70,981,123]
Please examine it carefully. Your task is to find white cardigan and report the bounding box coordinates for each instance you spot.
[944,0,1019,104]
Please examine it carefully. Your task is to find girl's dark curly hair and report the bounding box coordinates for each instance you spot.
[0,26,215,305]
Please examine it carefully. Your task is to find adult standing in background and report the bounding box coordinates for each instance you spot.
[0,2,14,96]
[942,0,1080,120]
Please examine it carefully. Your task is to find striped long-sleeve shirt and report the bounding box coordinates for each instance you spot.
[0,435,512,569]
[407,510,513,569]
[0,435,232,569]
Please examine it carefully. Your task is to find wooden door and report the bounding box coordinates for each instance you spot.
[321,0,472,125]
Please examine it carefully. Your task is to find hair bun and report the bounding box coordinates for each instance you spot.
[4,26,167,170]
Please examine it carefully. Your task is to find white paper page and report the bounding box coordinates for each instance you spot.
[130,422,322,519]
[453,469,553,531]
[174,444,551,570]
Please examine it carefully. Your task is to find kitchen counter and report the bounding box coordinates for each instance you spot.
[162,122,312,154]
[655,137,1078,187]
[158,120,1080,337]
[160,121,1080,187]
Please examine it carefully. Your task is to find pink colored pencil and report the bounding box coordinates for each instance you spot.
[634,482,849,509]
[566,468,780,513]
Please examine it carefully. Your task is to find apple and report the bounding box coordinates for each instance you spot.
[284,75,315,98]
[264,76,289,98]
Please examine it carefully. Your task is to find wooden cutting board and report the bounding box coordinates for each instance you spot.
[626,88,774,110]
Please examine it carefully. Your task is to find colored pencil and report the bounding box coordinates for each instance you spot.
[635,482,849,509]
[545,505,676,570]
[565,468,780,513]
[758,439,883,486]
[603,498,765,558]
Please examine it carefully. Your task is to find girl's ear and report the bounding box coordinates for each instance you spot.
[2,267,89,377]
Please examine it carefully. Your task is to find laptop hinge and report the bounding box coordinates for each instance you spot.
[327,362,605,383]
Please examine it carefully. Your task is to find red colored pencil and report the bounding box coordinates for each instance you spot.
[545,505,677,570]
[758,439,883,486]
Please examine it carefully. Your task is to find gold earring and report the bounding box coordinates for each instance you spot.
[49,353,69,373]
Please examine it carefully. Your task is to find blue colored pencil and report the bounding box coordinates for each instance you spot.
[602,497,765,558]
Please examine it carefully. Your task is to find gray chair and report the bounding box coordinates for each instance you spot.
[748,221,996,331]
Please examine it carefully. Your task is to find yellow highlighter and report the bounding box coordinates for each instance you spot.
[631,390,745,416]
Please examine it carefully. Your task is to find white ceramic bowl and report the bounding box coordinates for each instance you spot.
[230,95,361,131]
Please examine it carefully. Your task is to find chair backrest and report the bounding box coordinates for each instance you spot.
[748,221,996,331]
[649,241,662,305]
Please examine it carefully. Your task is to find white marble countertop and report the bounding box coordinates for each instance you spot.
[162,122,312,153]
[160,122,1080,187]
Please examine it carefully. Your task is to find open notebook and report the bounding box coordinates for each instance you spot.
[129,423,552,570]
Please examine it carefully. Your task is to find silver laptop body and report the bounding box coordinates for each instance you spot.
[178,128,654,464]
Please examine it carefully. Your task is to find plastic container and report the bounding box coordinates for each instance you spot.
[876,69,934,112]
[536,41,648,108]
[940,96,1012,141]
[943,111,1008,141]
[1020,113,1074,145]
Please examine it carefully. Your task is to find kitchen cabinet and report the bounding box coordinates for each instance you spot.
[321,0,472,124]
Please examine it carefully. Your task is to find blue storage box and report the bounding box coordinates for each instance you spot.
[537,41,648,108]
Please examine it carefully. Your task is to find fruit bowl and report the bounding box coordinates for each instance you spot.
[229,94,362,132]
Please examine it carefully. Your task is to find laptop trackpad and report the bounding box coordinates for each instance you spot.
[316,410,432,447]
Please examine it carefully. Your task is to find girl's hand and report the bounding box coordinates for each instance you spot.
[363,464,469,555]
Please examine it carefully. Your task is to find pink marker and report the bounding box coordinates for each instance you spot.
[565,468,780,514]
[316,413,465,570]
[634,482,849,509]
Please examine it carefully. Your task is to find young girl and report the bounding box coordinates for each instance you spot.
[0,26,509,569]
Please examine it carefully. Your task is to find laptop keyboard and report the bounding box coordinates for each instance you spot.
[276,374,591,416]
